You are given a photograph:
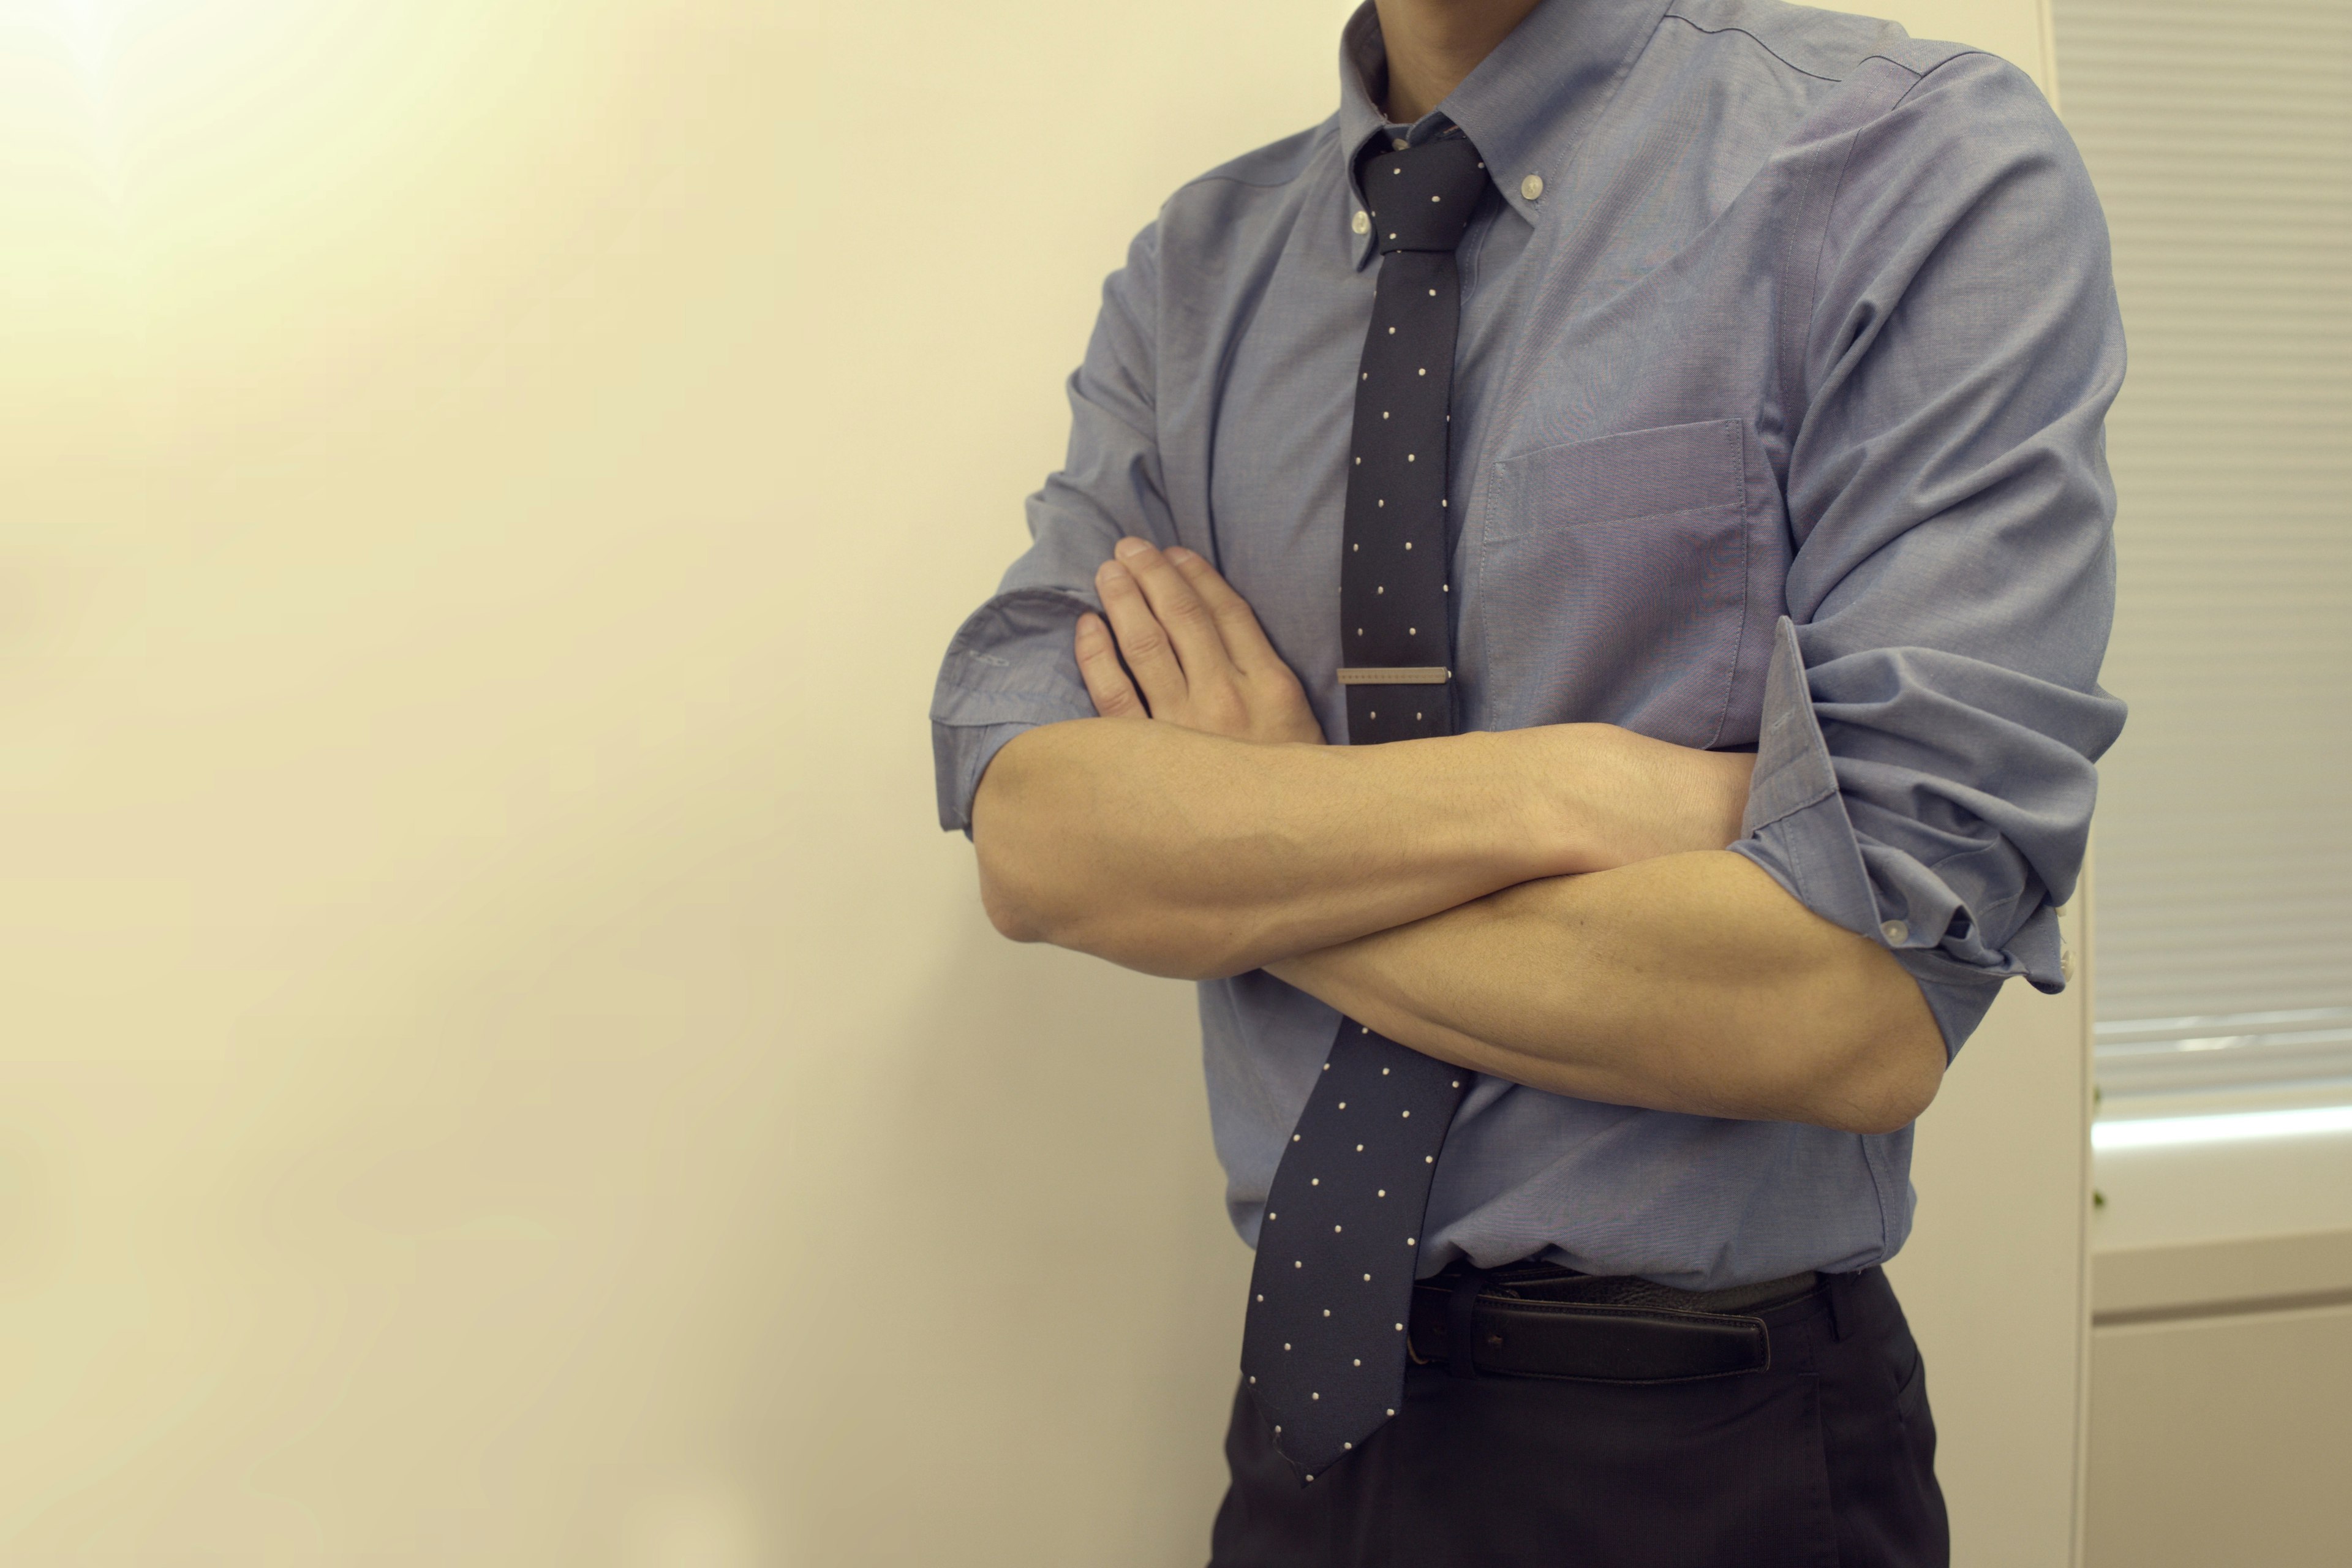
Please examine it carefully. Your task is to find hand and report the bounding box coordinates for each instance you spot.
[1077,537,1325,745]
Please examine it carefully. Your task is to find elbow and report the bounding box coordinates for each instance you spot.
[1834,1057,1943,1136]
[965,748,1246,976]
[974,837,1049,945]
[1816,1012,1947,1136]
[1781,940,1950,1135]
[979,875,1045,945]
[968,740,1054,944]
[974,835,1242,978]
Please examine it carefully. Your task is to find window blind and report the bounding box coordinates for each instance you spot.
[2052,0,2352,1107]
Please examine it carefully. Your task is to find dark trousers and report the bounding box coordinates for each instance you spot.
[1208,1267,1947,1568]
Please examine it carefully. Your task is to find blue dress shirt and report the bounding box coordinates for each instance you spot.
[929,0,2127,1289]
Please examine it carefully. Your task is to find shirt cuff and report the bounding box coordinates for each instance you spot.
[929,587,1102,832]
[1727,616,2016,1057]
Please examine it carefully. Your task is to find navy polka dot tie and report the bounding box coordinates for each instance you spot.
[1240,132,1493,1483]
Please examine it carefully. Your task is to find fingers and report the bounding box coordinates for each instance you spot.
[1074,613,1147,719]
[1095,553,1188,711]
[1107,537,1234,681]
[1161,546,1287,677]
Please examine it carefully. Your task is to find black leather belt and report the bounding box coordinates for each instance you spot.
[1406,1261,1819,1383]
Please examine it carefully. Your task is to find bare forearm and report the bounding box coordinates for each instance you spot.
[973,718,1564,978]
[1266,851,1945,1133]
[973,718,1751,979]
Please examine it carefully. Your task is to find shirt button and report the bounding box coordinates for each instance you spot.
[1520,173,1545,201]
[1880,919,1909,945]
[1352,209,1370,235]
[2060,942,2076,982]
[1392,137,1409,151]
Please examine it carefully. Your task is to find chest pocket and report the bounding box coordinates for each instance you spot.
[1479,418,1754,745]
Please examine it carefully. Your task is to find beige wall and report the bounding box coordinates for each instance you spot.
[0,2,2080,1562]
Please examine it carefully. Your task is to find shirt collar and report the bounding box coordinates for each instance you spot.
[1338,0,1670,263]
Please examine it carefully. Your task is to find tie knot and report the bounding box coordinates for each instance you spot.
[1362,137,1491,254]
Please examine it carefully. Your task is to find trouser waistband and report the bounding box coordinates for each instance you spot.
[1406,1259,1823,1382]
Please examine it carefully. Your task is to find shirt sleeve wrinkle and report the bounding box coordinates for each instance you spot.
[1731,50,2128,1056]
[929,222,1175,834]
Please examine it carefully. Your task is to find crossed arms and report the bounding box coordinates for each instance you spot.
[956,59,2138,1141]
[971,537,1947,1136]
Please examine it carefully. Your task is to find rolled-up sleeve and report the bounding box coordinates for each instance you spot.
[930,222,1176,832]
[1725,53,2130,1055]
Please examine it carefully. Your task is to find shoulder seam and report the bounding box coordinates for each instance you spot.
[1661,11,1987,90]
[1659,12,1847,85]
[1177,172,1313,194]
[1169,123,1336,200]
[1877,45,1996,111]
[1795,44,2011,409]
